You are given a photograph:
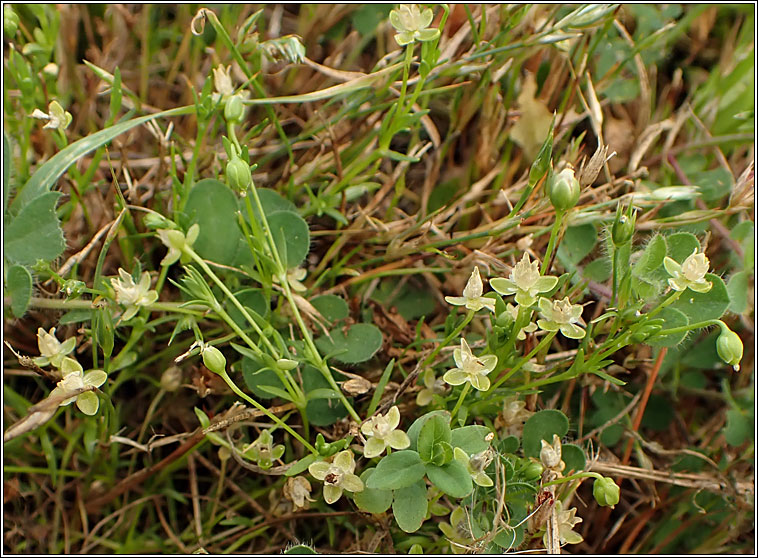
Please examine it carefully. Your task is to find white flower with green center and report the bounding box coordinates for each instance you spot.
[111,269,159,321]
[286,267,307,293]
[537,297,586,339]
[443,339,497,391]
[445,266,495,313]
[361,405,411,458]
[663,249,712,293]
[49,357,107,416]
[33,327,76,368]
[439,506,475,554]
[544,500,584,547]
[389,4,440,46]
[31,100,72,130]
[416,368,447,406]
[157,224,199,266]
[490,253,558,306]
[244,429,285,469]
[505,302,537,340]
[308,450,364,504]
[454,447,494,487]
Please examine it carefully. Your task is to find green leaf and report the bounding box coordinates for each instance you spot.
[4,192,65,265]
[425,460,473,498]
[392,479,427,533]
[3,131,12,213]
[267,210,310,268]
[560,443,586,473]
[353,468,393,514]
[311,294,349,323]
[285,454,318,477]
[284,544,318,554]
[522,409,569,458]
[727,270,750,314]
[351,4,393,36]
[183,178,242,265]
[633,234,667,280]
[241,357,284,400]
[670,273,730,323]
[647,307,688,348]
[724,408,753,447]
[226,289,269,325]
[11,105,193,212]
[315,323,383,364]
[6,264,32,317]
[450,425,491,455]
[418,413,452,464]
[664,232,700,263]
[583,257,611,283]
[366,450,426,490]
[557,223,597,267]
[302,365,349,427]
[407,410,450,451]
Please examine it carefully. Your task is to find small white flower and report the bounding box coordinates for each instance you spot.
[443,339,498,391]
[308,450,364,504]
[283,476,314,510]
[111,268,159,321]
[545,500,583,547]
[49,357,107,416]
[244,430,285,469]
[540,434,564,471]
[389,4,440,46]
[157,224,199,266]
[212,65,234,97]
[33,327,76,368]
[31,100,73,130]
[454,447,494,487]
[490,253,558,306]
[664,249,712,293]
[361,406,411,458]
[445,267,496,313]
[287,267,307,292]
[537,297,586,339]
[416,369,447,406]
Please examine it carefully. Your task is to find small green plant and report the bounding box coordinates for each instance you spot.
[3,3,753,554]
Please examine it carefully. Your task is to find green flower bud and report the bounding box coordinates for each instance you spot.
[496,310,513,328]
[529,119,554,186]
[630,320,664,343]
[202,345,226,375]
[523,460,544,480]
[593,476,620,507]
[4,5,19,36]
[224,94,245,124]
[226,155,252,193]
[143,212,174,230]
[276,358,298,371]
[611,202,636,247]
[716,325,743,371]
[547,166,580,211]
[63,279,86,299]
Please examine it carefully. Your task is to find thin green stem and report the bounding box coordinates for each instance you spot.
[422,311,475,370]
[450,382,471,421]
[488,331,558,393]
[541,209,565,275]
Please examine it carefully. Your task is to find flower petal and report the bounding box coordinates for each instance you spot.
[479,354,498,373]
[76,391,99,415]
[308,461,330,480]
[386,406,401,430]
[663,256,681,277]
[537,319,558,332]
[84,369,107,388]
[333,450,355,473]
[340,473,364,493]
[364,437,386,458]
[445,296,467,306]
[688,280,712,293]
[560,323,586,340]
[489,277,516,295]
[386,430,410,450]
[323,485,342,504]
[534,276,558,293]
[469,374,490,391]
[443,369,467,386]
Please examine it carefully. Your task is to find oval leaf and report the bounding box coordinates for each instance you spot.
[522,409,569,458]
[451,425,492,455]
[353,469,393,514]
[315,323,383,364]
[5,192,65,265]
[267,210,310,268]
[184,178,241,265]
[425,461,473,498]
[366,450,425,490]
[418,413,452,463]
[392,479,427,533]
[6,264,32,317]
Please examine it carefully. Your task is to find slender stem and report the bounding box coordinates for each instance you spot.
[218,370,316,455]
[489,331,557,393]
[655,319,723,337]
[541,210,565,275]
[611,248,620,308]
[450,382,471,421]
[422,311,475,370]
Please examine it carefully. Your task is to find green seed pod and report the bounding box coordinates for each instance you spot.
[223,94,245,124]
[4,5,19,37]
[716,325,743,371]
[547,166,580,211]
[202,345,227,375]
[593,476,620,507]
[523,460,544,480]
[276,358,298,371]
[226,155,252,193]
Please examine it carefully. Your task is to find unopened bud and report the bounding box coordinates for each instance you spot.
[4,5,19,37]
[529,119,554,186]
[202,345,226,375]
[593,476,620,507]
[540,434,563,469]
[547,166,580,211]
[716,325,743,371]
[226,155,252,193]
[276,358,298,371]
[223,94,245,124]
[611,202,636,247]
